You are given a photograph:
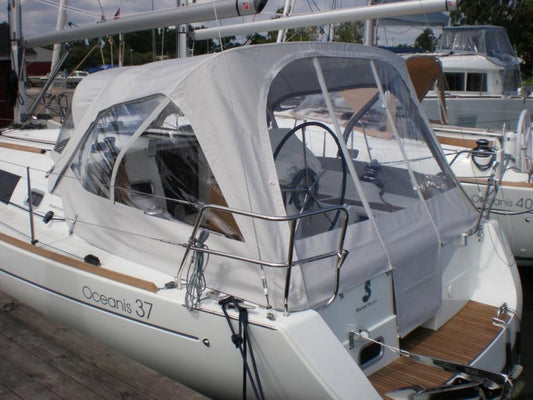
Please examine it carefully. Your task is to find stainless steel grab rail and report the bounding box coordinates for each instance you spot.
[176,203,349,314]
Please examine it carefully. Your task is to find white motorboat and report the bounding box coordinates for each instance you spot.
[66,70,89,87]
[0,40,523,399]
[420,25,533,131]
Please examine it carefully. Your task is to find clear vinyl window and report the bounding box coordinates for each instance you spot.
[267,56,454,236]
[72,95,240,239]
[54,108,74,154]
[71,95,162,198]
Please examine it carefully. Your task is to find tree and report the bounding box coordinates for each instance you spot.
[414,28,436,52]
[245,33,273,45]
[60,28,182,71]
[450,0,533,79]
[262,8,317,42]
[333,21,364,44]
[509,0,533,79]
[450,0,522,27]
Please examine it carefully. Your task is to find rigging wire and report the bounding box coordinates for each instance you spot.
[306,0,321,13]
[28,0,100,19]
[0,218,86,262]
[486,220,516,267]
[96,0,106,20]
[0,159,249,252]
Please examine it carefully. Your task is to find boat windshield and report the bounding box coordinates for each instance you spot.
[267,55,454,237]
[438,26,516,61]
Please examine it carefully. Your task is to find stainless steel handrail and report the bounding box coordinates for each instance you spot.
[176,203,349,314]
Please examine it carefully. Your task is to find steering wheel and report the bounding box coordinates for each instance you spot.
[273,121,348,230]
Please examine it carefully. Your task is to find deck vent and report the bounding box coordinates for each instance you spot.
[25,189,44,208]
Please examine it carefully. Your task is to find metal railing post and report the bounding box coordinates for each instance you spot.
[26,167,38,245]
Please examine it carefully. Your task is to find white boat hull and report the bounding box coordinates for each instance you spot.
[0,214,522,399]
[0,231,384,399]
[422,96,533,131]
[460,182,533,262]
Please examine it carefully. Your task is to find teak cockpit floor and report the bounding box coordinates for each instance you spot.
[369,301,502,398]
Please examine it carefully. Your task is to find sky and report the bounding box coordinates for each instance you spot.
[0,0,444,46]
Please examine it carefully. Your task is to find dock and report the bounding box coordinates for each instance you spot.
[0,292,207,400]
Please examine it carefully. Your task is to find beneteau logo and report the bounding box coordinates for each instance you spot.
[356,280,377,313]
[362,280,371,303]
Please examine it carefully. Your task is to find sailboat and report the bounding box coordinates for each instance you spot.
[0,1,524,399]
[405,53,533,265]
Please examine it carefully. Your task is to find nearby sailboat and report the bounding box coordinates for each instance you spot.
[405,53,533,265]
[0,1,524,399]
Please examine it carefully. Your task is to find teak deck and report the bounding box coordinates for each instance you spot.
[0,231,159,293]
[369,301,502,398]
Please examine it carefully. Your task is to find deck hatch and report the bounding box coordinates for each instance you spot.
[0,169,20,204]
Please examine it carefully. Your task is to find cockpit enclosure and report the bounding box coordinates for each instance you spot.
[437,25,522,95]
[51,43,477,335]
[438,25,516,60]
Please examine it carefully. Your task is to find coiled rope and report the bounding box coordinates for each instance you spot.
[184,230,209,311]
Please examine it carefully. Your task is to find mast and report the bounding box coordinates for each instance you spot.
[152,0,156,62]
[363,0,376,46]
[8,0,28,123]
[51,0,69,71]
[177,0,189,58]
[276,0,296,43]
